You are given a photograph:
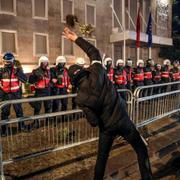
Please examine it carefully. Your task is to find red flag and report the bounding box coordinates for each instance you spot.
[136,8,140,48]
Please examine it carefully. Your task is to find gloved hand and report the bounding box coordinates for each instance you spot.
[14,60,23,74]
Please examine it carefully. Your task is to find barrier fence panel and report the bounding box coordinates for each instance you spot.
[0,111,98,179]
[133,81,180,127]
[117,89,133,120]
[0,95,99,179]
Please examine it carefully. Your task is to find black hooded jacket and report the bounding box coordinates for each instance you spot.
[74,37,126,131]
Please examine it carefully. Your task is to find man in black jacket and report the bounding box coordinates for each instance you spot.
[63,27,153,180]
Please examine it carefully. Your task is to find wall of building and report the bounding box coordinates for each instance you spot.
[0,0,113,71]
[0,0,172,71]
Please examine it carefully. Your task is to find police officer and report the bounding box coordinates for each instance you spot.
[51,56,70,112]
[103,57,114,84]
[63,27,153,180]
[152,64,162,94]
[0,52,27,136]
[124,58,133,91]
[161,59,171,93]
[29,56,51,128]
[114,59,127,100]
[133,60,144,94]
[170,61,180,90]
[143,59,154,96]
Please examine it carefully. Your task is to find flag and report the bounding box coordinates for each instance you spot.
[136,8,141,48]
[146,12,152,48]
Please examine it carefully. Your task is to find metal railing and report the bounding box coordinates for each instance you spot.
[0,82,180,179]
[133,81,180,127]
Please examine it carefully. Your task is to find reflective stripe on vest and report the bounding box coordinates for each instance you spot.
[144,72,152,79]
[35,77,50,89]
[172,73,180,80]
[134,73,144,81]
[154,75,161,80]
[161,72,169,78]
[55,69,69,88]
[1,69,20,93]
[115,70,127,85]
[107,68,114,83]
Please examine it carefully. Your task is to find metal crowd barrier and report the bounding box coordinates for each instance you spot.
[117,89,133,119]
[0,82,180,179]
[133,81,180,127]
[0,94,98,180]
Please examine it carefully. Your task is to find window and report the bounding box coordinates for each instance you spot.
[61,0,74,23]
[62,36,74,56]
[0,30,17,54]
[85,3,96,27]
[113,0,122,29]
[32,0,48,19]
[130,0,137,30]
[0,0,16,15]
[34,33,49,56]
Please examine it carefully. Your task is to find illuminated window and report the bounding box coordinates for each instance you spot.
[32,0,48,20]
[0,30,17,54]
[34,33,49,56]
[0,0,16,15]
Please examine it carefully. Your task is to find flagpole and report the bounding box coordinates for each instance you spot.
[122,0,126,64]
[136,4,140,62]
[137,47,140,62]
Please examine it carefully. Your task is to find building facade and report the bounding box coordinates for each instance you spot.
[0,0,172,72]
[111,0,172,66]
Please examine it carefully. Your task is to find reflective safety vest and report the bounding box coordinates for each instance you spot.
[107,68,114,83]
[127,68,132,82]
[153,74,161,80]
[161,71,170,78]
[35,70,50,89]
[144,72,152,79]
[125,66,133,82]
[0,68,20,93]
[134,69,144,81]
[172,73,180,81]
[115,70,127,85]
[54,68,69,88]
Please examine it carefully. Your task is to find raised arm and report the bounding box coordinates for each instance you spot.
[63,28,101,63]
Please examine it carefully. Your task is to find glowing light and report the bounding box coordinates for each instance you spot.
[159,0,169,5]
[22,65,37,73]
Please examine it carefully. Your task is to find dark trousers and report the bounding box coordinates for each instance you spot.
[153,82,161,94]
[94,113,153,180]
[126,82,132,91]
[34,89,51,115]
[161,79,170,93]
[144,80,153,97]
[115,84,127,101]
[1,91,24,134]
[52,87,68,112]
[133,81,144,97]
[32,88,51,128]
